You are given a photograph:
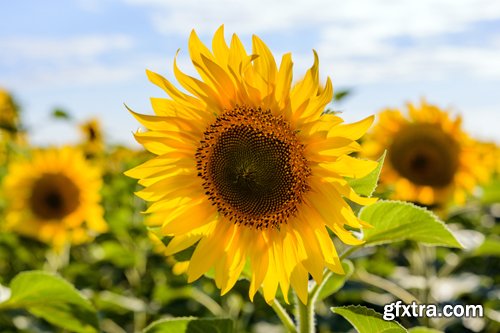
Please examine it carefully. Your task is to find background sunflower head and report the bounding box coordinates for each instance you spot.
[0,88,20,135]
[79,118,104,158]
[126,26,378,304]
[0,88,25,162]
[2,147,108,249]
[362,99,488,207]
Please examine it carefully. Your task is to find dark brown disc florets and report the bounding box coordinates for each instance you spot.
[389,124,459,187]
[30,173,80,220]
[196,106,311,229]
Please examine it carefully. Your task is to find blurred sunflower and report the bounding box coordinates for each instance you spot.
[0,88,20,134]
[476,141,500,179]
[79,118,104,158]
[126,26,377,304]
[2,147,107,249]
[0,88,25,163]
[363,100,488,206]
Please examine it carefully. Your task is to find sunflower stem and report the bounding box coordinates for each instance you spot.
[308,245,361,301]
[296,294,315,333]
[190,288,225,316]
[351,268,420,304]
[302,246,362,333]
[270,298,297,333]
[44,243,70,273]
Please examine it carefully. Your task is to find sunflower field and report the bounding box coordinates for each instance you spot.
[0,27,499,333]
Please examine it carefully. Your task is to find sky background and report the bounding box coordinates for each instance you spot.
[1,0,500,147]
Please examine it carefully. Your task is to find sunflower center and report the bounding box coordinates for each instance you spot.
[196,106,310,229]
[389,124,459,187]
[29,173,80,220]
[88,127,97,141]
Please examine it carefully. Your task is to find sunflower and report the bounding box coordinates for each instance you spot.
[79,118,104,157]
[126,26,378,304]
[0,88,24,163]
[0,88,20,135]
[476,141,500,179]
[2,147,107,249]
[362,100,488,206]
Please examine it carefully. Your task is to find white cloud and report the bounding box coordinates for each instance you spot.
[315,43,500,85]
[0,35,134,62]
[0,35,143,89]
[122,0,500,82]
[124,0,500,36]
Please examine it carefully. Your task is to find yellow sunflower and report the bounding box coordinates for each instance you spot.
[79,118,104,157]
[476,141,500,179]
[126,26,378,304]
[0,88,25,163]
[2,147,107,249]
[362,100,488,206]
[0,88,20,134]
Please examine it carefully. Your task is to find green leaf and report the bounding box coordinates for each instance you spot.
[317,260,354,301]
[472,236,500,257]
[359,201,462,248]
[408,327,443,333]
[143,317,233,333]
[333,88,352,102]
[51,108,71,120]
[332,305,407,333]
[0,271,98,333]
[348,151,386,197]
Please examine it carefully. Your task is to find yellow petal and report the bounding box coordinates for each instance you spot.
[322,155,378,178]
[328,115,374,140]
[187,222,231,282]
[146,69,203,109]
[161,202,216,235]
[290,263,309,305]
[212,25,229,67]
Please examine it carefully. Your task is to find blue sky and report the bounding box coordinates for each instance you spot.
[1,0,500,147]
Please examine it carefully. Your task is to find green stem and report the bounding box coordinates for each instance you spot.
[304,246,361,333]
[352,268,420,304]
[308,245,360,303]
[437,252,464,277]
[420,245,436,327]
[309,270,332,302]
[255,289,297,332]
[296,296,314,333]
[44,243,70,273]
[190,288,225,316]
[339,246,360,260]
[253,276,296,333]
[270,298,298,333]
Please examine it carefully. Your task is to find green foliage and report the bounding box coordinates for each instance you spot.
[333,89,352,102]
[51,108,72,120]
[0,122,18,133]
[407,327,443,333]
[143,317,234,333]
[317,260,354,301]
[0,270,99,333]
[97,240,138,268]
[348,151,386,197]
[480,178,500,204]
[331,305,407,333]
[472,236,500,257]
[359,201,462,248]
